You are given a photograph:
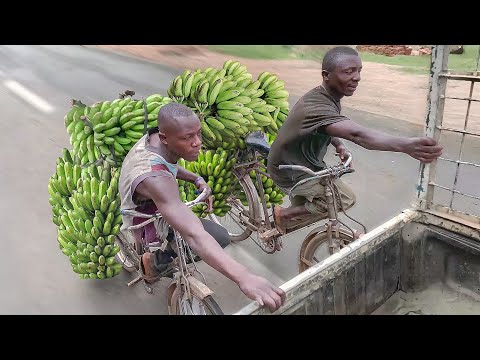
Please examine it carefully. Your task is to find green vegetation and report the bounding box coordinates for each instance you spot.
[207,45,480,75]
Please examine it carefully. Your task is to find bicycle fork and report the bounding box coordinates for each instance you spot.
[325,182,347,254]
[167,231,214,313]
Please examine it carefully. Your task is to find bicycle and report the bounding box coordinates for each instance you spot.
[208,131,367,273]
[114,189,224,315]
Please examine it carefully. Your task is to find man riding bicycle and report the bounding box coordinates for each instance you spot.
[119,102,285,312]
[268,46,443,234]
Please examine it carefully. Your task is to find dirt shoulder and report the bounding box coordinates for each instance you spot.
[95,45,479,132]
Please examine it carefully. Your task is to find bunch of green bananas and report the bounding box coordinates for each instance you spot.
[175,148,236,218]
[176,158,196,204]
[65,94,172,167]
[167,60,290,151]
[256,71,290,133]
[53,68,291,281]
[48,151,124,279]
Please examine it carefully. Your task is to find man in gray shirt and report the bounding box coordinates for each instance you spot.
[268,46,442,233]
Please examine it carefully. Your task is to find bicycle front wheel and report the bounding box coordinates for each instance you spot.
[169,287,224,315]
[298,230,355,273]
[208,172,260,242]
[114,231,139,273]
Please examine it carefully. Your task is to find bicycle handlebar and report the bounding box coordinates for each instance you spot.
[278,153,353,177]
[185,188,209,207]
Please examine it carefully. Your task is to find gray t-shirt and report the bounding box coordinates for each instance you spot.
[267,85,349,189]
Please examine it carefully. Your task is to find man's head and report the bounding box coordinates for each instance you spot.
[321,46,362,99]
[157,103,202,161]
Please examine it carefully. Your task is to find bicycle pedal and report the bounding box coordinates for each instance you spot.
[259,228,280,239]
[127,274,143,287]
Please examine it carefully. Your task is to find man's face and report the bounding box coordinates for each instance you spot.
[163,115,202,161]
[325,54,362,97]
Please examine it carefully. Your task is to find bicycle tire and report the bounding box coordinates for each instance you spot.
[208,172,260,242]
[298,230,355,273]
[169,287,224,315]
[114,231,138,273]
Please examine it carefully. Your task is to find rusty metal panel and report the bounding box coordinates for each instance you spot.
[419,208,480,241]
[373,247,385,309]
[305,288,323,315]
[344,266,357,315]
[416,45,449,209]
[364,247,377,314]
[234,209,419,315]
[416,45,480,220]
[286,302,307,315]
[333,272,346,315]
[383,233,401,298]
[322,279,335,315]
[354,259,367,315]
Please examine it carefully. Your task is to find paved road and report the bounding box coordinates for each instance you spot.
[0,45,478,314]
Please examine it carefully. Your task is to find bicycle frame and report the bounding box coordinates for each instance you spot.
[117,190,217,309]
[230,149,282,252]
[228,150,365,254]
[280,155,367,253]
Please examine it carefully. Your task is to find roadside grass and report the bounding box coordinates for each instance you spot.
[207,45,480,75]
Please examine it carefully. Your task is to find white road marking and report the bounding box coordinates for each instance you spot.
[3,80,55,114]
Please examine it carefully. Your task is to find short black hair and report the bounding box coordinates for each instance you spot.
[157,102,195,130]
[322,46,359,72]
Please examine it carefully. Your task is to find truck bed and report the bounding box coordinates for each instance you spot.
[236,209,480,315]
[372,282,480,315]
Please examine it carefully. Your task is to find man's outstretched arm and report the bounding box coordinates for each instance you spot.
[325,120,442,163]
[135,176,286,311]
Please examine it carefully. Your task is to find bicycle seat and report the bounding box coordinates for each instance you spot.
[245,131,271,155]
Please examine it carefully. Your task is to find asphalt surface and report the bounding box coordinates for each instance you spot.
[0,45,477,314]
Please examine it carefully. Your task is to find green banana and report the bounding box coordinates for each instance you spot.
[266,80,285,93]
[217,101,244,110]
[201,121,216,141]
[208,79,223,106]
[266,89,289,99]
[197,82,209,103]
[265,98,290,108]
[217,110,243,121]
[215,90,241,104]
[173,76,183,97]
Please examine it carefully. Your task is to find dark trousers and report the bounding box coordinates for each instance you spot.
[152,219,230,271]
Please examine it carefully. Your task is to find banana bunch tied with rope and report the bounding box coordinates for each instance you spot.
[175,149,236,218]
[167,60,290,151]
[64,93,172,168]
[49,153,125,279]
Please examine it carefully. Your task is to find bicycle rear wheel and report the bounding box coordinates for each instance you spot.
[208,172,260,242]
[169,287,224,315]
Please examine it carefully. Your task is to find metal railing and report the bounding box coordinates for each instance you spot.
[416,45,480,222]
